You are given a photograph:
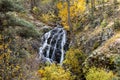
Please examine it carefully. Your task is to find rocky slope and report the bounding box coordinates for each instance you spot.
[76,3,120,55]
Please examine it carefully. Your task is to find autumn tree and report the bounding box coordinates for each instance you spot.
[63,48,86,79]
[38,64,74,80]
[90,0,96,23]
[57,0,86,30]
[66,0,75,46]
[57,0,86,46]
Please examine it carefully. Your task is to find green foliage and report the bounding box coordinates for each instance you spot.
[114,56,120,79]
[0,0,39,38]
[63,48,86,79]
[93,42,100,50]
[32,0,57,24]
[114,19,120,30]
[115,56,120,72]
[0,35,23,80]
[0,0,38,36]
[85,54,115,70]
[38,64,74,80]
[105,6,113,17]
[17,27,39,38]
[39,0,56,14]
[0,0,24,12]
[6,14,39,38]
[101,19,108,27]
[7,14,35,28]
[86,67,114,80]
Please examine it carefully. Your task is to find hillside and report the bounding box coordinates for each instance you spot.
[0,0,120,80]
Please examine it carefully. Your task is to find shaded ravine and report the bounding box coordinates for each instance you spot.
[39,25,68,65]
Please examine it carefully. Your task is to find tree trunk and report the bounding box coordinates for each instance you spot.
[30,0,35,11]
[30,0,39,12]
[66,0,75,46]
[86,0,90,12]
[102,0,105,11]
[90,0,95,23]
[114,0,117,4]
[91,0,95,10]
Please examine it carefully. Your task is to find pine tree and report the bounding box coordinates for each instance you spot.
[0,0,39,79]
[0,0,24,29]
[0,0,39,37]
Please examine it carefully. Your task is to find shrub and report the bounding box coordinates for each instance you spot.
[17,27,39,38]
[38,64,74,80]
[39,0,56,14]
[40,12,56,23]
[32,6,40,15]
[114,19,120,30]
[101,19,108,28]
[63,48,86,79]
[0,0,24,12]
[114,56,120,79]
[7,14,36,28]
[105,6,113,17]
[32,0,57,24]
[86,67,114,80]
[0,36,23,80]
[85,53,115,70]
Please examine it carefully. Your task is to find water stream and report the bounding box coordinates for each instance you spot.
[39,25,67,65]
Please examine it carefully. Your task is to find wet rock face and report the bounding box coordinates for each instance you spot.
[39,26,68,64]
[79,28,114,54]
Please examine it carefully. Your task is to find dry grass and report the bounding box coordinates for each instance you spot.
[103,31,120,49]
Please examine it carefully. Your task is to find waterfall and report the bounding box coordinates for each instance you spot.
[39,25,67,65]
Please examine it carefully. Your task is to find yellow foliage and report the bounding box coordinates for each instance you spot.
[63,48,86,79]
[57,0,86,30]
[38,64,74,80]
[33,6,39,14]
[41,14,51,22]
[0,34,22,80]
[40,12,56,23]
[86,67,114,80]
[41,0,52,4]
[64,48,85,71]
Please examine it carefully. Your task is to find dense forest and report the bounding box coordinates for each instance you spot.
[0,0,120,80]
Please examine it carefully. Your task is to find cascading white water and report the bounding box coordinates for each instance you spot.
[39,25,67,65]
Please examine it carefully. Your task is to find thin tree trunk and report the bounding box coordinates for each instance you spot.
[90,0,95,23]
[113,0,117,27]
[114,0,117,4]
[66,0,75,46]
[66,0,72,32]
[86,0,90,12]
[30,0,39,12]
[102,0,105,11]
[30,0,35,11]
